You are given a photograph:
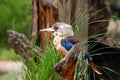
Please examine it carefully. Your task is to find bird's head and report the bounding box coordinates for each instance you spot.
[40,22,74,37]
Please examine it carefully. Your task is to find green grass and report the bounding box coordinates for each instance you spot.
[21,41,89,80]
[0,48,20,60]
[22,43,64,80]
[0,43,64,80]
[0,72,18,80]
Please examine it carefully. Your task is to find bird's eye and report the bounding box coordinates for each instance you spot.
[54,26,59,30]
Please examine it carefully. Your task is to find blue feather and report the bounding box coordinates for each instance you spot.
[84,53,93,61]
[61,41,74,51]
[61,41,93,61]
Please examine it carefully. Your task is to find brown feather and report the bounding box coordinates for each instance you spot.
[61,36,79,44]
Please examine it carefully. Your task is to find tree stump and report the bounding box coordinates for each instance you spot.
[54,43,81,80]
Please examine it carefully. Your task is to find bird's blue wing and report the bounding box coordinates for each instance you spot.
[61,36,79,51]
[61,41,74,51]
[61,37,93,60]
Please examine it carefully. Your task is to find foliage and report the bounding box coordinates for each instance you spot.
[0,48,20,60]
[0,72,18,80]
[23,43,64,80]
[106,0,116,4]
[0,0,31,47]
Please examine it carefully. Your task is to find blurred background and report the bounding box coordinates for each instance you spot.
[0,0,31,60]
[0,0,31,79]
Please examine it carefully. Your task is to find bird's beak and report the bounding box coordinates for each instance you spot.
[40,28,54,32]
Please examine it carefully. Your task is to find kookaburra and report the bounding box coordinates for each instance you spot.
[40,22,102,75]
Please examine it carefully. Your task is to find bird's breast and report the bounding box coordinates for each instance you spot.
[53,36,68,57]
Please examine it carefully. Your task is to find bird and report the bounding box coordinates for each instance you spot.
[40,22,102,75]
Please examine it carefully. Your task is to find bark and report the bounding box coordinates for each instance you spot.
[54,43,81,80]
[88,0,111,38]
[30,0,38,43]
[30,0,59,49]
[7,30,43,61]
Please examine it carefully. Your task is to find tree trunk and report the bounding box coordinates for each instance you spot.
[30,0,59,49]
[30,0,102,79]
[29,0,89,80]
[88,0,111,38]
[30,0,89,50]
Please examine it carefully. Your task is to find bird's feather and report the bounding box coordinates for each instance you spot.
[61,41,74,51]
[62,36,79,44]
[84,53,93,61]
[61,36,79,51]
[61,36,102,75]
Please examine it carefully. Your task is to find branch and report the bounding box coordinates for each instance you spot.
[54,43,81,80]
[7,30,43,61]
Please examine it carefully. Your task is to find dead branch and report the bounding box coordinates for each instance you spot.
[54,43,81,80]
[7,30,43,61]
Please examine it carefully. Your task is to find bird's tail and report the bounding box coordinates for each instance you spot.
[88,61,102,75]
